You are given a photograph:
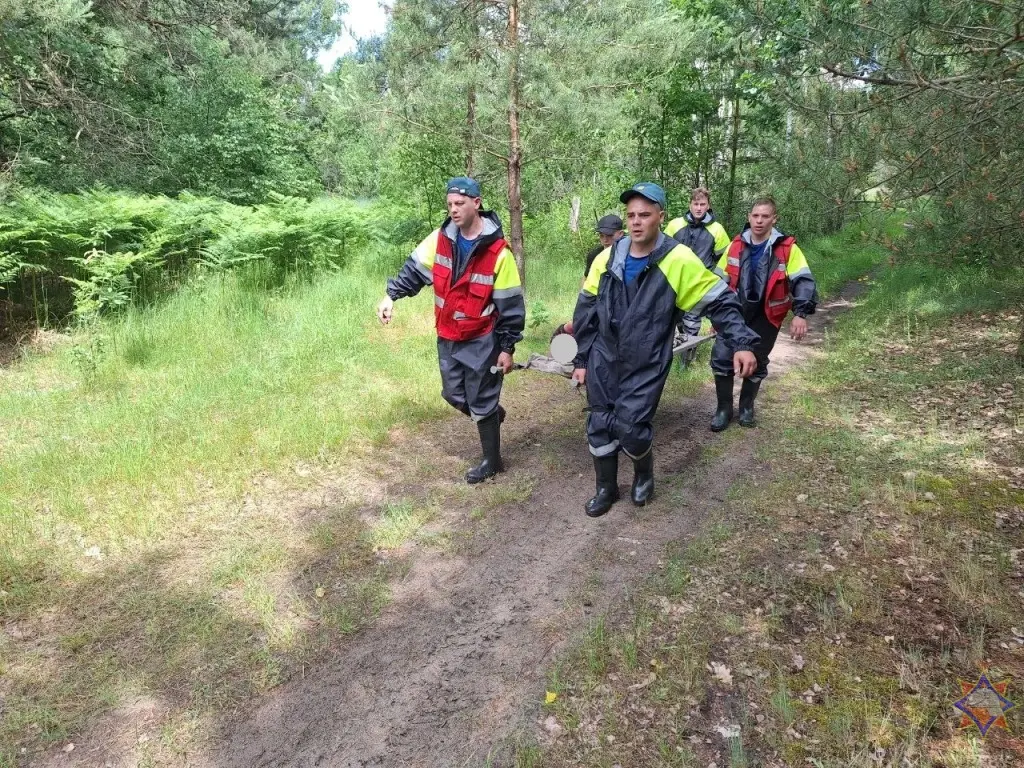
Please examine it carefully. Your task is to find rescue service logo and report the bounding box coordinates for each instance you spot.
[953,672,1015,736]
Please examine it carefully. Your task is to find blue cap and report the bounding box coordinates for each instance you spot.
[446,176,481,198]
[620,182,667,210]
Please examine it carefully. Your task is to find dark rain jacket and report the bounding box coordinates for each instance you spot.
[667,211,730,260]
[571,235,759,454]
[665,214,717,271]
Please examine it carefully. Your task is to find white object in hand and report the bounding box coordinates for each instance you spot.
[550,333,578,365]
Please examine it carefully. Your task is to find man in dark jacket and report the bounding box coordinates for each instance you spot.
[571,182,760,517]
[585,214,625,276]
[666,188,728,345]
[666,187,730,263]
[709,196,818,431]
[377,177,526,483]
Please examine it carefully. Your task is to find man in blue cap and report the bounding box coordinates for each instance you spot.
[570,182,760,517]
[377,177,526,483]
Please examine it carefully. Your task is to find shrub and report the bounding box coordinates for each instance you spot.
[0,189,372,327]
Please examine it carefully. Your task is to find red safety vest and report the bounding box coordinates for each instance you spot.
[432,232,507,342]
[725,235,795,328]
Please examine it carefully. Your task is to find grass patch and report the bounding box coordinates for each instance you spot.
[370,500,435,550]
[0,232,586,758]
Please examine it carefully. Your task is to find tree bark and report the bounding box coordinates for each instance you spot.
[1018,314,1024,365]
[726,82,741,225]
[465,3,479,176]
[505,0,525,286]
[465,81,477,176]
[659,102,667,185]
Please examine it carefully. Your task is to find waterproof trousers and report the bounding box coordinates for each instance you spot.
[585,356,671,461]
[437,338,503,421]
[710,310,780,383]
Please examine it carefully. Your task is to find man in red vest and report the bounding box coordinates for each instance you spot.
[376,177,526,483]
[709,196,818,431]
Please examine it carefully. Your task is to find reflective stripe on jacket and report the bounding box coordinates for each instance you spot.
[432,234,504,341]
[718,227,817,326]
[725,235,794,327]
[386,211,525,351]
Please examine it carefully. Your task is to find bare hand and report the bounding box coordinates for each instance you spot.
[572,368,586,387]
[790,316,808,341]
[377,296,394,325]
[496,351,513,374]
[733,351,757,378]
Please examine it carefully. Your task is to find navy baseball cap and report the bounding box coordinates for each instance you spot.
[446,176,481,198]
[596,214,623,234]
[620,182,667,210]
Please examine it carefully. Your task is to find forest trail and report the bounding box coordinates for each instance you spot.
[32,287,861,768]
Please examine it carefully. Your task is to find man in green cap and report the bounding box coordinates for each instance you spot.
[570,182,760,517]
[377,177,525,483]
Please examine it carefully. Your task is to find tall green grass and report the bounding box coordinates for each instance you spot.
[0,222,585,597]
[0,205,911,599]
[3,269,419,583]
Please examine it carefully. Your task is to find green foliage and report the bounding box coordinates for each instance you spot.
[64,249,155,322]
[738,0,1023,259]
[0,0,342,200]
[0,189,370,324]
[527,301,551,330]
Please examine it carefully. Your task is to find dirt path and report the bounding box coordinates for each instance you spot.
[35,290,861,768]
[197,296,859,768]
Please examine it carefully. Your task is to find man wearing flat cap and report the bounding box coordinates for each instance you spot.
[570,182,760,517]
[377,177,525,484]
[587,214,625,276]
[552,214,625,339]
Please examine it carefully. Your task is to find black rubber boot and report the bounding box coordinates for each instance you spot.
[737,378,761,428]
[710,375,734,432]
[630,449,655,506]
[585,455,619,518]
[466,413,504,484]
